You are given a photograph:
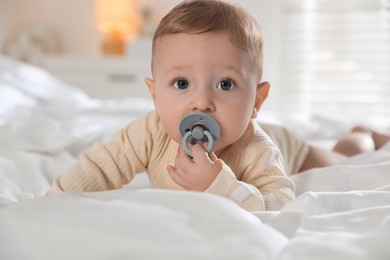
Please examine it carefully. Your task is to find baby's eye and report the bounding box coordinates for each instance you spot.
[217,80,236,91]
[173,79,189,89]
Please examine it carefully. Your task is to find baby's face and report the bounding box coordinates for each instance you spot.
[146,33,262,155]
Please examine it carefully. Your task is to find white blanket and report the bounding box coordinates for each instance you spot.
[1,56,389,259]
[0,190,287,260]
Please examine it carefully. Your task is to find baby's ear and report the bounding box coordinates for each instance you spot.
[144,77,156,104]
[252,82,270,119]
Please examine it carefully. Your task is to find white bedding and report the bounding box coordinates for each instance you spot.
[0,56,389,259]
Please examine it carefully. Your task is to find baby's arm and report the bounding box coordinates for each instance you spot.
[167,144,265,211]
[205,153,294,212]
[236,147,295,211]
[47,115,152,194]
[167,144,293,211]
[205,162,267,211]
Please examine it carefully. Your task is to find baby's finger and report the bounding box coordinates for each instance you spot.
[188,142,209,150]
[167,165,186,187]
[176,148,194,169]
[191,143,209,163]
[176,144,193,162]
[209,152,218,163]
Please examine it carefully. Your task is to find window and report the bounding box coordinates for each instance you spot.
[279,0,390,125]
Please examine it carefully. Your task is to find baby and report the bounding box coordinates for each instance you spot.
[47,0,295,211]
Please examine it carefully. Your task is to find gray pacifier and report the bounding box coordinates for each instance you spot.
[179,113,221,157]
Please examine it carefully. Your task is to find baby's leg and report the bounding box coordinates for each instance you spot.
[351,126,390,149]
[298,126,388,173]
[332,132,375,157]
[298,129,378,173]
[299,146,347,172]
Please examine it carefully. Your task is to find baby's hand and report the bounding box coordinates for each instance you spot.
[167,144,221,191]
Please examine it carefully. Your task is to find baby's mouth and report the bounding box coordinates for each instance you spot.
[179,113,221,157]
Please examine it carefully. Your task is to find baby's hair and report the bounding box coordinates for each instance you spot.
[152,0,264,80]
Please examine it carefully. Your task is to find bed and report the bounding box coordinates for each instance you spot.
[1,56,389,260]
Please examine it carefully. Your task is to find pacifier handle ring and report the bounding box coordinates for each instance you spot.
[180,113,220,157]
[182,131,193,157]
[204,131,213,152]
[182,130,214,157]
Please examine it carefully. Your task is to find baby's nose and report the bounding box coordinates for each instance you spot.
[191,88,215,112]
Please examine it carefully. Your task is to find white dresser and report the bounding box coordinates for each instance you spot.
[43,55,152,99]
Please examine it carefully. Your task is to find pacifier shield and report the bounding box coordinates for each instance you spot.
[179,113,221,157]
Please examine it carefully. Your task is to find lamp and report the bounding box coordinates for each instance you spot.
[95,0,140,55]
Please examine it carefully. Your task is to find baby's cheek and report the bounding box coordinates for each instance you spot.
[222,123,247,144]
[164,123,182,144]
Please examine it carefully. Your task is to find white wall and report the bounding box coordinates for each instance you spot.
[0,0,36,50]
[41,0,100,54]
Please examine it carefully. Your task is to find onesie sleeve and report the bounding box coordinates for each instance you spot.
[47,111,156,194]
[205,146,295,212]
[205,161,265,211]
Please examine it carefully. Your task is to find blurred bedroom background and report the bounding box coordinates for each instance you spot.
[0,0,389,125]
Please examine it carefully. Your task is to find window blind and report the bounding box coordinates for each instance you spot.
[279,0,390,125]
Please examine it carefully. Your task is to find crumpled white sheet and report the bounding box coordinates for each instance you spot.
[0,150,76,207]
[255,190,390,260]
[0,190,288,260]
[0,55,153,155]
[1,56,390,260]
